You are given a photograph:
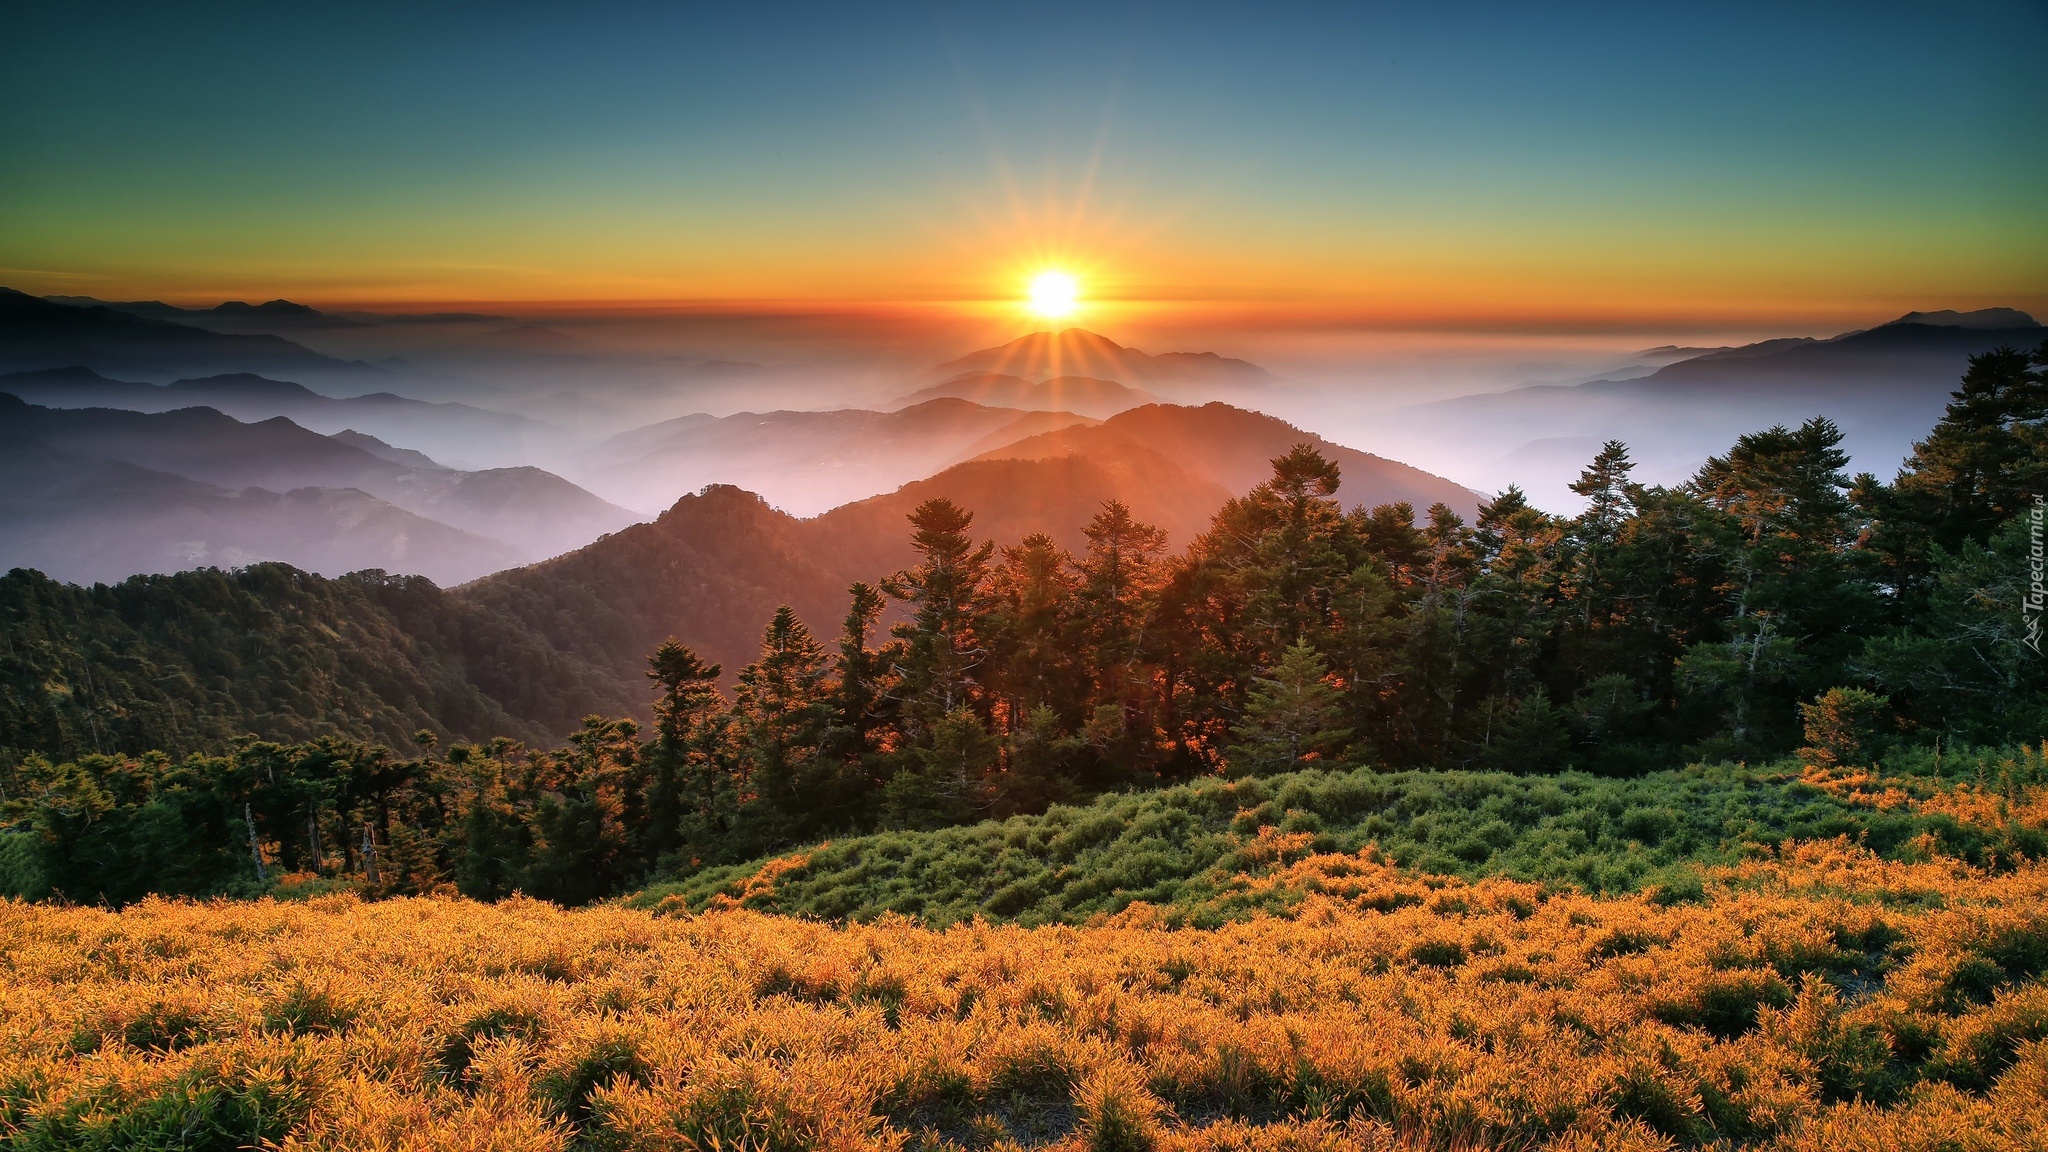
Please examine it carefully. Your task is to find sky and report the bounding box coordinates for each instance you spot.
[3,1,2044,333]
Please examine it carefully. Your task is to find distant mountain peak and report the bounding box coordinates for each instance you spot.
[167,372,324,401]
[931,328,1270,389]
[211,299,321,317]
[895,372,1159,419]
[1886,307,2040,330]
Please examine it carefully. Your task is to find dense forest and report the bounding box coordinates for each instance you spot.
[2,344,2042,904]
[0,564,639,758]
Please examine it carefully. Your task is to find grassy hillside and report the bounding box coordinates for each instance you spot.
[3,845,2043,1149]
[636,747,2048,928]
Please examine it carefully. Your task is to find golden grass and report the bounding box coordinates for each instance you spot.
[2,838,2044,1150]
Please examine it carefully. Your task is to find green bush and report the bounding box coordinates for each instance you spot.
[634,752,2042,927]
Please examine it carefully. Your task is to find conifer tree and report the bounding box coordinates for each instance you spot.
[1225,640,1352,776]
[732,606,833,842]
[1857,343,2048,584]
[1681,418,1874,755]
[642,639,727,867]
[985,532,1080,720]
[883,499,995,731]
[995,704,1082,817]
[1076,502,1167,700]
[824,581,890,817]
[452,746,525,900]
[523,716,642,904]
[881,708,1000,829]
[1245,445,1350,653]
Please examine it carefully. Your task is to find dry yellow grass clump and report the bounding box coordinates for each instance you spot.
[2,841,2044,1151]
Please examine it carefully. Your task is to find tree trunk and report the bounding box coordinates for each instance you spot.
[244,803,267,882]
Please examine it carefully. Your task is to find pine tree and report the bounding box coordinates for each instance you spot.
[1571,441,1640,546]
[732,606,833,842]
[881,708,1000,829]
[884,499,995,732]
[985,532,1079,720]
[522,716,642,904]
[452,747,526,900]
[1682,417,1875,756]
[1857,343,2048,583]
[1076,502,1167,703]
[1225,640,1352,776]
[642,639,727,868]
[994,704,1082,817]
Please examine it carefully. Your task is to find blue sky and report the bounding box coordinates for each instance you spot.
[3,1,2041,324]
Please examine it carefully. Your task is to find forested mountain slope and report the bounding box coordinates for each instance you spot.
[468,402,1476,681]
[459,485,849,698]
[0,564,635,762]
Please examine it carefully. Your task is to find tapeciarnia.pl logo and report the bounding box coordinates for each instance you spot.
[2029,495,2045,654]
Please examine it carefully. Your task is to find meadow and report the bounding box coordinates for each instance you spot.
[3,751,2045,1151]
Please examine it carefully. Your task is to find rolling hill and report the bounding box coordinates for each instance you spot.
[0,443,525,587]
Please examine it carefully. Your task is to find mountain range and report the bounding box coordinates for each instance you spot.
[14,297,2022,763]
[0,288,377,381]
[1365,308,2047,505]
[571,398,1100,517]
[0,395,639,585]
[15,397,1453,759]
[41,295,376,331]
[0,367,560,469]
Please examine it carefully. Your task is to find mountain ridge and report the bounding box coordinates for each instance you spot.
[895,373,1160,418]
[0,395,639,583]
[0,366,560,469]
[930,328,1271,392]
[0,288,377,380]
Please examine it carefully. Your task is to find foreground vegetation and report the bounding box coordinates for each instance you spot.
[2,840,2043,1150]
[637,744,2048,927]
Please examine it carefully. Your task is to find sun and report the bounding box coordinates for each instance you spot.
[1027,271,1079,319]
